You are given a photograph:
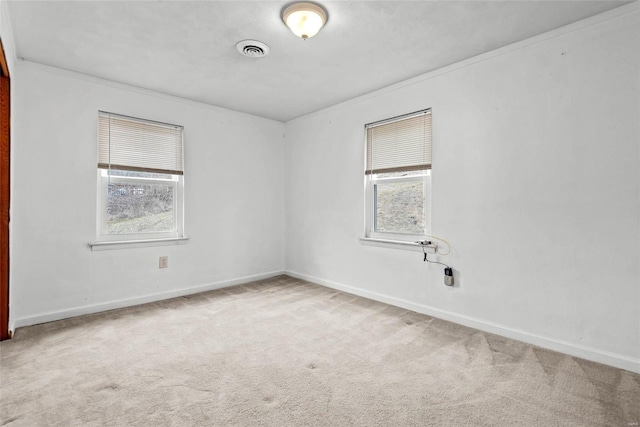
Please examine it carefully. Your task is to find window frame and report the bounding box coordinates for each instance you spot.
[365,170,431,242]
[94,111,185,244]
[96,169,184,242]
[363,109,432,243]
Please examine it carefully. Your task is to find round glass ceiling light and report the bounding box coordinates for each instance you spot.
[282,2,327,39]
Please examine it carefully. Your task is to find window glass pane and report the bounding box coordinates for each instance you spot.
[375,170,426,179]
[375,181,425,234]
[107,182,175,234]
[105,169,173,179]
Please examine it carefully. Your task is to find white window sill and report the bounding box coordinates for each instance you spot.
[89,236,190,251]
[359,237,437,253]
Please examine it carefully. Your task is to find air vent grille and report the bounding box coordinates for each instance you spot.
[236,40,270,58]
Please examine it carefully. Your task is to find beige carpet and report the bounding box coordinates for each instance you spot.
[1,275,638,426]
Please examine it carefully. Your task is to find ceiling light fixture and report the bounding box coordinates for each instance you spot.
[282,2,327,40]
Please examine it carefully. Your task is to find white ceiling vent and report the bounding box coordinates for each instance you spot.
[236,40,270,58]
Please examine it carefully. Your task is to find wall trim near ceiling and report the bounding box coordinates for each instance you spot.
[15,59,283,125]
[12,2,638,126]
[8,270,285,334]
[290,1,640,124]
[285,271,640,375]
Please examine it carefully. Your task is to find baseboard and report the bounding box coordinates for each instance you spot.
[285,270,640,374]
[11,270,285,331]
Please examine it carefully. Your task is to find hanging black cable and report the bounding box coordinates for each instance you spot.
[421,245,450,268]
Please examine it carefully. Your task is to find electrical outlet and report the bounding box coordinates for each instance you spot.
[159,256,168,269]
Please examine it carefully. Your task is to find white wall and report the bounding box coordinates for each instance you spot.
[10,61,285,327]
[0,0,16,72]
[284,7,640,371]
[6,1,638,373]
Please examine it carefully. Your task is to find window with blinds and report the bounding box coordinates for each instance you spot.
[96,112,185,242]
[364,109,432,240]
[98,112,184,175]
[366,110,431,175]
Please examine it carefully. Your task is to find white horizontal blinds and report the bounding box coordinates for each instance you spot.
[98,112,184,175]
[366,110,431,175]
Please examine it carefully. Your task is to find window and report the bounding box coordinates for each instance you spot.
[96,112,184,242]
[365,109,432,242]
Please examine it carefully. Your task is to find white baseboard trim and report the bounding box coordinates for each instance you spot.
[285,270,640,374]
[11,270,285,331]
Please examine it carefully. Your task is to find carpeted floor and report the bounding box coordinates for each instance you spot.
[1,275,638,426]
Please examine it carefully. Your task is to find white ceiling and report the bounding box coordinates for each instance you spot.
[6,0,630,122]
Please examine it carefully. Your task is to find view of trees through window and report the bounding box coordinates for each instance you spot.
[105,170,175,234]
[375,179,425,235]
